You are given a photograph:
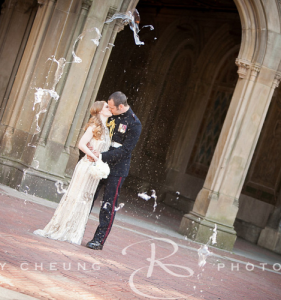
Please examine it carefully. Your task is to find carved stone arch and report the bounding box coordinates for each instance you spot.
[234,0,281,72]
[179,0,281,251]
[233,0,266,65]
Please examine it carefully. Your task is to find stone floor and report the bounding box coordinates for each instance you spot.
[0,183,280,300]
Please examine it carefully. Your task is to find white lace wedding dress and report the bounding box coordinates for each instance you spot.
[34,126,111,245]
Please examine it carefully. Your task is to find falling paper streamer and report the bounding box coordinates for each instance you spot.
[138,190,158,212]
[27,143,36,148]
[142,25,154,30]
[197,224,217,267]
[138,192,151,201]
[115,203,124,211]
[105,9,153,46]
[209,224,217,245]
[33,88,59,111]
[198,245,211,267]
[32,87,60,135]
[91,27,102,46]
[151,189,157,212]
[46,56,67,89]
[55,180,67,194]
[72,33,83,63]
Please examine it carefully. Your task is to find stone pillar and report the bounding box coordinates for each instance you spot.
[179,62,281,250]
[258,193,281,254]
[0,0,79,177]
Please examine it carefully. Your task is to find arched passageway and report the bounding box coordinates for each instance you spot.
[97,0,281,251]
[0,0,281,252]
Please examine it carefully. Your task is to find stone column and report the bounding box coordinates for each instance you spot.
[29,1,121,192]
[258,192,281,254]
[0,0,80,194]
[179,62,281,250]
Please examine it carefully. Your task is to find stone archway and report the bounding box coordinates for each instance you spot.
[180,0,281,250]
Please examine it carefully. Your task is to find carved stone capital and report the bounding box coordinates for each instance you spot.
[235,58,251,79]
[250,63,261,79]
[273,72,281,88]
[82,0,92,10]
[107,7,117,19]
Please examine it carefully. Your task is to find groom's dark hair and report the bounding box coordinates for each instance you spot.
[108,91,128,107]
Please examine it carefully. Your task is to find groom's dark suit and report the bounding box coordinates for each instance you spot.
[89,107,141,248]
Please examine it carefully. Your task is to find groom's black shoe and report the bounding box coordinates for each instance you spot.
[86,240,103,250]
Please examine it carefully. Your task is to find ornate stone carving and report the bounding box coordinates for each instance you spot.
[235,58,251,79]
[82,0,92,10]
[250,63,261,79]
[273,71,281,88]
[107,7,117,19]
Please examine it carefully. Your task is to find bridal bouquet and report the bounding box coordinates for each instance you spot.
[88,160,110,179]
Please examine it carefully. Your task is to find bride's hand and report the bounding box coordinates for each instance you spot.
[93,150,100,157]
[87,155,95,162]
[86,145,98,161]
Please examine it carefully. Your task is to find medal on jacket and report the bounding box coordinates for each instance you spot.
[118,124,127,133]
[106,119,115,139]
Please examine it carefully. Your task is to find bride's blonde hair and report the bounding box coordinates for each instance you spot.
[85,101,105,140]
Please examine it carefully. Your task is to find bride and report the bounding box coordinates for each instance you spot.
[34,101,112,245]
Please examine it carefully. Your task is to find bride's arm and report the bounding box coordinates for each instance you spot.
[78,126,98,161]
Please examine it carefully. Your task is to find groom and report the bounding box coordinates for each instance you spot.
[86,91,142,250]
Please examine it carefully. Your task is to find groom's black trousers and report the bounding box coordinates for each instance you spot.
[90,175,125,245]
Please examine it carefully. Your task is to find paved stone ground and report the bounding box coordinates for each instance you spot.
[0,184,281,300]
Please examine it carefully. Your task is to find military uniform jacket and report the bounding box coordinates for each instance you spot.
[102,107,142,177]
